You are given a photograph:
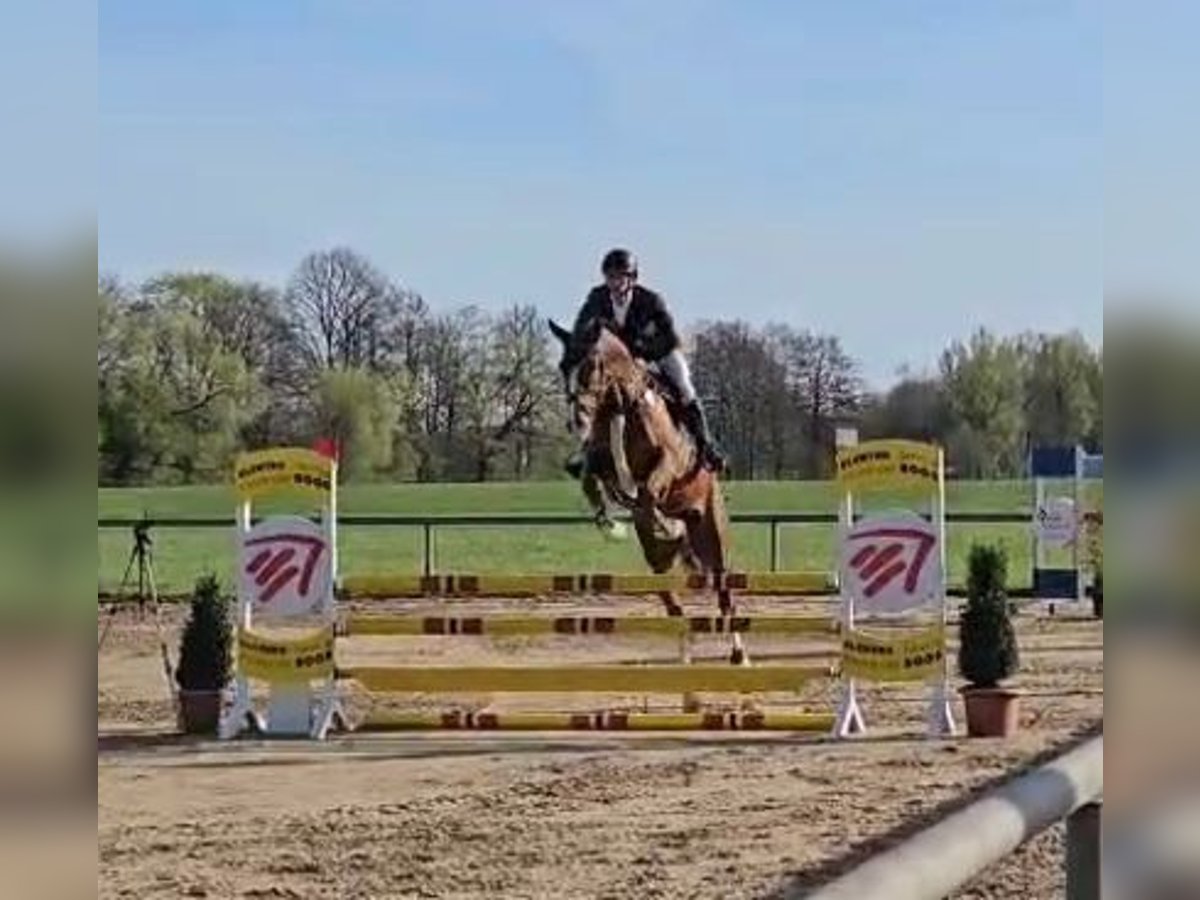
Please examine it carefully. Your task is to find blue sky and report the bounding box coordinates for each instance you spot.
[98,1,1107,387]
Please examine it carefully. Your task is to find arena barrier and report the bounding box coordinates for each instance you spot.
[340,570,835,599]
[1030,444,1103,605]
[831,437,956,738]
[219,447,343,740]
[218,438,957,739]
[361,710,836,732]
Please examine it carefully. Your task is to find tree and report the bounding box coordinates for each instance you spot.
[456,305,559,481]
[1020,331,1101,450]
[417,309,473,479]
[309,367,403,480]
[939,329,1027,478]
[97,280,265,484]
[860,376,954,446]
[777,328,863,478]
[692,321,792,478]
[285,248,390,372]
[139,272,298,447]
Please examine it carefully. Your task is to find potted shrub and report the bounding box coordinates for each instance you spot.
[958,544,1021,737]
[175,573,233,735]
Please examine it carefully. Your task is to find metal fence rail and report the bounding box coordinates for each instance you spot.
[99,511,1030,576]
[802,735,1103,899]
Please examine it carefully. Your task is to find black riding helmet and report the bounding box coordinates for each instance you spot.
[601,248,638,277]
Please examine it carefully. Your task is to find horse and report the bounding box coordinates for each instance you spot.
[548,319,737,625]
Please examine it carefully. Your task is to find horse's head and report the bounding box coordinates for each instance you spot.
[548,318,640,443]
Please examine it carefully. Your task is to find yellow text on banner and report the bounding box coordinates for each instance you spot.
[237,626,335,682]
[835,440,941,491]
[234,447,333,501]
[841,625,946,683]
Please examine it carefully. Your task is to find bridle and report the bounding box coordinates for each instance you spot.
[565,334,652,439]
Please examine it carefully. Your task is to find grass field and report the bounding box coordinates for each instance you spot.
[98,478,1095,596]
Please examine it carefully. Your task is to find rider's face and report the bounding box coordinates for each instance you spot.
[604,270,634,298]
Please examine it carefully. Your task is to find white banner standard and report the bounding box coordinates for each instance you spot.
[238,515,333,618]
[839,510,943,615]
[1034,496,1077,549]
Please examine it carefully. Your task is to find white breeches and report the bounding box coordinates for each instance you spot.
[655,349,698,404]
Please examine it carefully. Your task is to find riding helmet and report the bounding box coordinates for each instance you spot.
[601,248,638,277]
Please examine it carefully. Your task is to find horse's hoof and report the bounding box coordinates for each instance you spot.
[729,646,747,665]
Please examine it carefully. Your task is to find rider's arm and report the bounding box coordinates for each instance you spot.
[642,290,682,360]
[571,287,606,339]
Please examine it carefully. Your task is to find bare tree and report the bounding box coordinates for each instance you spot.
[692,321,791,478]
[285,247,390,371]
[776,327,863,477]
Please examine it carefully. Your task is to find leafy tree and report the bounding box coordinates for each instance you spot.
[97,280,264,484]
[860,375,954,446]
[97,249,1104,484]
[940,328,1026,477]
[310,367,403,480]
[1020,331,1101,449]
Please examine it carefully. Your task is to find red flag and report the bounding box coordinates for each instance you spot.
[313,437,340,461]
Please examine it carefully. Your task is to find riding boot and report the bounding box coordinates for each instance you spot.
[682,400,728,473]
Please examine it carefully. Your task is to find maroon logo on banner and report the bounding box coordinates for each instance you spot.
[243,534,325,605]
[840,512,942,613]
[847,528,935,597]
[238,516,332,616]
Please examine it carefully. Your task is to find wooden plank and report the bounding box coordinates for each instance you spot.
[357,710,836,732]
[344,614,840,637]
[339,571,836,599]
[342,664,832,694]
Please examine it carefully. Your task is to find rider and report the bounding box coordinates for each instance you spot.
[565,247,727,476]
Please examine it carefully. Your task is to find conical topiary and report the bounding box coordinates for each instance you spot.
[958,544,1019,689]
[175,573,233,694]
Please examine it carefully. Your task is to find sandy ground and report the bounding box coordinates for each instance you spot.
[99,595,1103,899]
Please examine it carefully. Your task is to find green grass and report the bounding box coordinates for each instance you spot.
[99,478,1094,596]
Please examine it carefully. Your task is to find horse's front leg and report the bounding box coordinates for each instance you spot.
[582,469,626,540]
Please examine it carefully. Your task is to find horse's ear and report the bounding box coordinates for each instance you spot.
[547,319,572,345]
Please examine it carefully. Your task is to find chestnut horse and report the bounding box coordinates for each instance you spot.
[549,319,735,619]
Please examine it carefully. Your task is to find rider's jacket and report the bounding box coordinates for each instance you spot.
[570,284,682,363]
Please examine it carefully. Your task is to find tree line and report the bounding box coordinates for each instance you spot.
[98,246,1102,485]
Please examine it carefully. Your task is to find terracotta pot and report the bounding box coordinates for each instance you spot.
[177,689,223,735]
[960,686,1020,738]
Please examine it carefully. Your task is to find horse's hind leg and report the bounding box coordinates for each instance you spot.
[685,485,744,663]
[685,508,731,613]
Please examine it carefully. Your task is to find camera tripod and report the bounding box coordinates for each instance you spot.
[98,515,176,703]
